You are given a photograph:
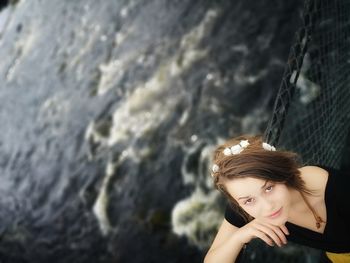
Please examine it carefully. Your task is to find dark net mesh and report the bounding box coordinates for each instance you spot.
[241,0,350,262]
[264,0,350,170]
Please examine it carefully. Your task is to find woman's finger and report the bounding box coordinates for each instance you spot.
[254,225,284,247]
[254,230,274,247]
[260,221,288,244]
[279,224,290,236]
[270,225,288,244]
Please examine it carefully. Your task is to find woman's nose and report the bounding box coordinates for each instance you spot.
[261,197,274,211]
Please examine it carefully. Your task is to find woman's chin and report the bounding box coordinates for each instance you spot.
[263,213,288,226]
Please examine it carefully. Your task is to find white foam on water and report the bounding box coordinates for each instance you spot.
[233,64,268,85]
[92,147,139,236]
[295,53,321,105]
[106,9,219,146]
[69,22,104,81]
[6,28,37,82]
[171,186,223,249]
[97,28,132,96]
[92,161,117,236]
[90,8,222,237]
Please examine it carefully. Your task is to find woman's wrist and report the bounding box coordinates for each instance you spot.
[231,228,249,246]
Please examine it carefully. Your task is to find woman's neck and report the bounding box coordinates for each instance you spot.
[288,188,310,215]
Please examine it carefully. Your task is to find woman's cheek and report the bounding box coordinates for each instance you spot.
[244,206,257,218]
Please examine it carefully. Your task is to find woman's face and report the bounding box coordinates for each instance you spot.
[226,177,292,226]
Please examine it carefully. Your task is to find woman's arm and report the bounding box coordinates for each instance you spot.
[204,219,245,263]
[204,218,289,263]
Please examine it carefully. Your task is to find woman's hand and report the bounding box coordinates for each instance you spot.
[234,218,289,247]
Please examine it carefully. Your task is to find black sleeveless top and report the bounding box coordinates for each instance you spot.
[224,164,350,253]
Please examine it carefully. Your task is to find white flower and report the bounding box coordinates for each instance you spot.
[240,140,250,148]
[230,144,243,154]
[212,164,219,173]
[223,139,250,156]
[262,142,276,151]
[262,142,271,150]
[223,147,232,156]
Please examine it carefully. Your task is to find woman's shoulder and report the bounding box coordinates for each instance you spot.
[298,165,329,192]
[299,165,329,176]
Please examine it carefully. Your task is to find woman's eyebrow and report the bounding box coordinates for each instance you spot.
[237,180,269,200]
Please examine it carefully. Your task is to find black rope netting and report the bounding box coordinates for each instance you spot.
[264,0,350,170]
[240,0,350,262]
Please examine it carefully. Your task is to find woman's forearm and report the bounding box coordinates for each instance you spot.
[204,233,246,263]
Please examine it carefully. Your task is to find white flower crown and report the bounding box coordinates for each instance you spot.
[211,140,276,176]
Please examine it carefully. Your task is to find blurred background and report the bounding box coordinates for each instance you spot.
[0,0,340,262]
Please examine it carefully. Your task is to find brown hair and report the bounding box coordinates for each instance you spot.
[211,133,316,223]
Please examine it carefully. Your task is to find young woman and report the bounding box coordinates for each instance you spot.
[204,134,350,263]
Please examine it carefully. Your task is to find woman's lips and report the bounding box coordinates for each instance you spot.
[268,207,283,219]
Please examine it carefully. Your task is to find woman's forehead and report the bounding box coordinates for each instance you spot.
[226,177,268,198]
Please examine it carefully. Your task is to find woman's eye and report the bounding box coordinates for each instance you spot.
[244,198,253,205]
[266,185,274,192]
